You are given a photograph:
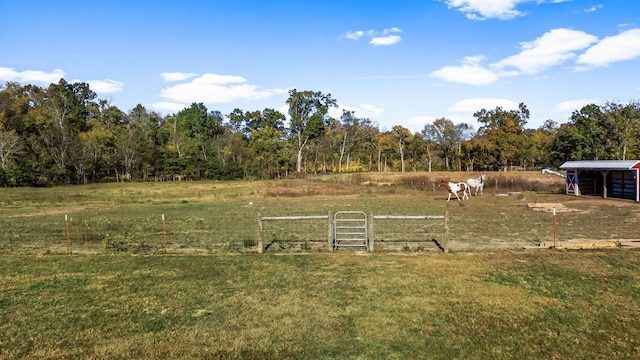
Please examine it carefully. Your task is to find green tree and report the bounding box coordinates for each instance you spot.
[474,103,529,170]
[602,101,640,160]
[421,118,469,170]
[177,103,224,164]
[24,80,97,183]
[392,125,411,172]
[286,89,337,172]
[76,100,125,183]
[0,129,24,171]
[553,104,607,161]
[374,131,395,172]
[128,105,164,181]
[523,119,558,169]
[336,110,372,172]
[0,82,31,134]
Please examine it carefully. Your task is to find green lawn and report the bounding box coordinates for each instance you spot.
[1,252,639,359]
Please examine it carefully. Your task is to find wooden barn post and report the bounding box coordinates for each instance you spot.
[257,212,264,254]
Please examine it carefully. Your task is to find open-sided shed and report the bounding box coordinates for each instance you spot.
[559,160,640,202]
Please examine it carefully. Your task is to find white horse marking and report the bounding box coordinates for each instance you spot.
[466,174,485,196]
[440,181,469,201]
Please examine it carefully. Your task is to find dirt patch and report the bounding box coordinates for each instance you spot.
[8,206,102,218]
[527,202,579,212]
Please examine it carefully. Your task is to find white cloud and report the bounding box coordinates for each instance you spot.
[342,27,402,46]
[576,28,640,67]
[445,0,526,20]
[359,103,384,114]
[495,28,598,74]
[370,35,401,46]
[0,67,65,84]
[160,73,284,105]
[382,27,402,34]
[584,4,603,13]
[161,72,198,82]
[408,115,436,130]
[430,56,499,85]
[431,28,601,85]
[448,98,520,112]
[87,79,124,93]
[148,101,190,114]
[344,31,364,40]
[330,103,384,120]
[554,98,601,119]
[444,0,570,20]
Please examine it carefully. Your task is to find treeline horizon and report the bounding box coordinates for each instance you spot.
[1,79,639,186]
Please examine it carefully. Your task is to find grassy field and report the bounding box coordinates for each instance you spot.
[0,171,637,254]
[1,172,640,359]
[1,252,639,359]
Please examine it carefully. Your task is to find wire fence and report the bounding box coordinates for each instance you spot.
[2,203,638,255]
[1,211,452,255]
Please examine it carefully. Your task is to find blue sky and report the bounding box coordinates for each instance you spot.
[1,0,639,132]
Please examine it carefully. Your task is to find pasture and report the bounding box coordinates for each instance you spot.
[1,171,637,254]
[1,172,640,358]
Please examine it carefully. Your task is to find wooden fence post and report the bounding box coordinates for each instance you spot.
[257,212,264,254]
[443,211,449,253]
[327,211,333,251]
[65,214,70,255]
[162,214,167,254]
[368,212,375,252]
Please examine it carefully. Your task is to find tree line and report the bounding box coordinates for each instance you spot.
[1,79,639,186]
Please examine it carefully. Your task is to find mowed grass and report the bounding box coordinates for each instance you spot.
[1,252,639,359]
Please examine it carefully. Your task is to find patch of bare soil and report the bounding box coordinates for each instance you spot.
[527,202,579,212]
[8,206,103,218]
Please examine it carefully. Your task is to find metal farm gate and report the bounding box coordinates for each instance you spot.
[257,211,448,253]
[333,211,368,250]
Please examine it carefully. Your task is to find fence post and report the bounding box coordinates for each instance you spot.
[443,211,449,253]
[553,207,557,250]
[162,214,167,254]
[368,212,375,252]
[257,212,264,254]
[65,214,70,255]
[327,211,333,251]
